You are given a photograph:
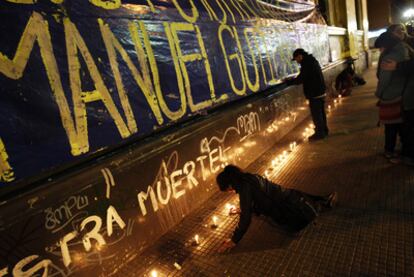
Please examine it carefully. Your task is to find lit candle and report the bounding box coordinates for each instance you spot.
[289,143,294,151]
[212,216,218,227]
[328,105,331,110]
[283,150,287,157]
[226,203,236,215]
[264,170,270,177]
[73,253,83,264]
[334,99,337,104]
[194,234,200,245]
[302,132,307,137]
[151,270,158,277]
[305,127,309,132]
[272,159,278,166]
[338,94,342,98]
[285,117,289,121]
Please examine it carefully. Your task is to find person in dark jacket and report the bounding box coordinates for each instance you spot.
[286,48,329,140]
[381,47,414,166]
[374,29,409,159]
[216,165,337,253]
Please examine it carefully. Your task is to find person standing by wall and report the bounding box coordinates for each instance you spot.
[285,48,329,141]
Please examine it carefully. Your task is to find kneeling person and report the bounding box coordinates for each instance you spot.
[216,165,337,253]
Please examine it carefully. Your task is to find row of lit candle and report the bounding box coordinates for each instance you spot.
[149,95,345,276]
[264,139,298,178]
[265,94,345,179]
[265,118,321,179]
[267,112,299,134]
[328,94,343,111]
[150,210,225,275]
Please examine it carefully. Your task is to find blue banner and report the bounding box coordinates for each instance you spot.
[0,0,329,186]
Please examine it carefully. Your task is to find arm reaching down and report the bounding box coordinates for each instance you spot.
[231,183,252,244]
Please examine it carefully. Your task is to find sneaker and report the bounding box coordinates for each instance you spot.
[326,192,338,208]
[320,192,338,210]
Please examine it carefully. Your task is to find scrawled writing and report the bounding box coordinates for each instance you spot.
[137,110,261,216]
[44,195,89,234]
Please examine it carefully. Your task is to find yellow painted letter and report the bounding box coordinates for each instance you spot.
[0,12,88,156]
[170,22,225,111]
[218,25,246,96]
[172,0,199,23]
[131,21,188,121]
[65,18,132,149]
[89,0,121,10]
[0,139,15,182]
[99,19,164,127]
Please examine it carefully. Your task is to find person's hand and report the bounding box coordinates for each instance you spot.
[380,60,397,71]
[217,238,236,253]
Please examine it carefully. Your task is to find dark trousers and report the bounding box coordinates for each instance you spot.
[402,110,414,159]
[384,123,402,153]
[309,98,329,136]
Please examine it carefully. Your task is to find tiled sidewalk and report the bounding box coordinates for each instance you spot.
[124,68,414,276]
